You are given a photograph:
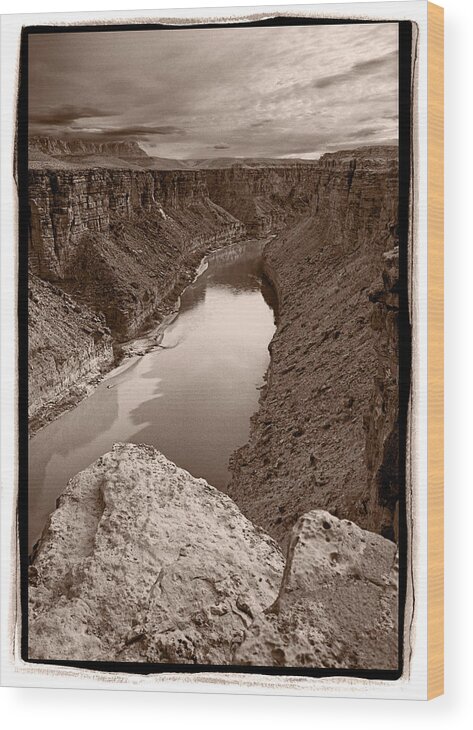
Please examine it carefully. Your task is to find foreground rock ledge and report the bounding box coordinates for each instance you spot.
[29,443,398,669]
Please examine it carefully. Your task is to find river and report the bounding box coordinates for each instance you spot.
[28,238,277,550]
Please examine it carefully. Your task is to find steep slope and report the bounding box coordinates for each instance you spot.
[225,148,399,544]
[28,272,114,430]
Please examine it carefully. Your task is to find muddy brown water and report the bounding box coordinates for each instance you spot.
[28,239,277,551]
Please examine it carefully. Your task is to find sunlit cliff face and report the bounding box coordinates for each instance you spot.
[29,22,398,160]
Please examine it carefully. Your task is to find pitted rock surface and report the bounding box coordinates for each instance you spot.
[235,510,398,669]
[29,446,398,669]
[28,443,284,663]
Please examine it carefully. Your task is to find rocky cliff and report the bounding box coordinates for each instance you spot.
[363,247,400,540]
[204,164,318,236]
[29,443,398,670]
[28,136,152,170]
[28,168,244,285]
[226,147,399,545]
[29,135,149,159]
[28,272,114,430]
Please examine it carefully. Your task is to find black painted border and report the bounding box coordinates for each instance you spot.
[17,15,412,682]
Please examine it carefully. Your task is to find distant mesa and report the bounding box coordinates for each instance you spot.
[29,135,149,158]
[27,135,317,171]
[28,135,154,170]
[27,135,397,172]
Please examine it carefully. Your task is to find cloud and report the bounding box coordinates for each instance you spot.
[249,119,271,128]
[313,49,398,89]
[350,126,384,139]
[351,49,397,73]
[28,24,398,159]
[313,72,351,89]
[31,122,186,140]
[95,125,185,137]
[30,104,116,126]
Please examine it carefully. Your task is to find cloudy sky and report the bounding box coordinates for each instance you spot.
[29,23,398,160]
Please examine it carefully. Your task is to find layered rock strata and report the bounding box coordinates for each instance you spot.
[29,443,398,670]
[226,148,399,545]
[28,168,245,292]
[204,164,318,236]
[28,272,114,430]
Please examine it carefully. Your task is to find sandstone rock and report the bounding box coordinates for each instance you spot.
[28,443,284,663]
[29,445,398,670]
[235,510,398,670]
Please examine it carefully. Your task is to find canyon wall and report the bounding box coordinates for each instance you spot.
[28,168,245,285]
[29,168,247,337]
[363,247,400,540]
[204,164,318,236]
[226,147,399,545]
[29,443,398,669]
[28,272,114,430]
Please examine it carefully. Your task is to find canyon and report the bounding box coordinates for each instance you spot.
[27,146,322,429]
[27,140,401,669]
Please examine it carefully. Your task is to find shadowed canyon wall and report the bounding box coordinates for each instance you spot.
[364,247,400,540]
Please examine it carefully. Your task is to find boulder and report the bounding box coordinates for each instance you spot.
[235,510,398,670]
[29,443,284,663]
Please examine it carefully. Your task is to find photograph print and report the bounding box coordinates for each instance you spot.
[21,17,409,678]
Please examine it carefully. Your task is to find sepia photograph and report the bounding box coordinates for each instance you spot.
[21,18,408,676]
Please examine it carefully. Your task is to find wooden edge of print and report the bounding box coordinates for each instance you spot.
[427,1,444,701]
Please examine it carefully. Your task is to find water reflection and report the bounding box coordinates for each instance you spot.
[28,239,276,550]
